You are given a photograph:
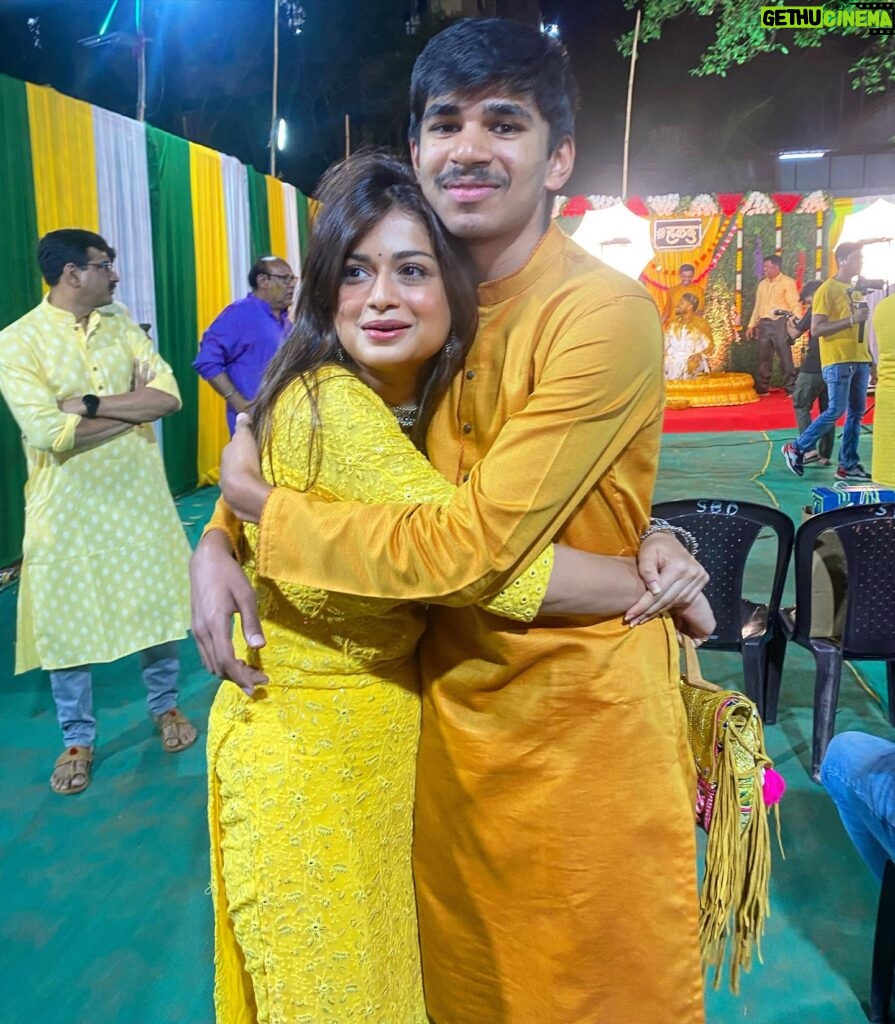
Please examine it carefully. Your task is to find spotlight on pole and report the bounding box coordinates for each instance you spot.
[276,118,287,151]
[541,21,561,39]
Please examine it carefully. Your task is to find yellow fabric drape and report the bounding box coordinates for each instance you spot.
[827,198,853,275]
[640,215,724,314]
[26,84,99,284]
[190,143,232,485]
[266,176,288,261]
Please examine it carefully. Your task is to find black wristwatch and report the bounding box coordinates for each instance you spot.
[82,394,101,419]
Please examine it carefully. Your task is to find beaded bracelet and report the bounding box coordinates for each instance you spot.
[639,518,700,556]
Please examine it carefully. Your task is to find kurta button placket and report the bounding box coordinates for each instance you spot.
[465,369,476,380]
[462,423,472,434]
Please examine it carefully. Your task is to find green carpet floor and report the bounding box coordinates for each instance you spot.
[2,426,890,1023]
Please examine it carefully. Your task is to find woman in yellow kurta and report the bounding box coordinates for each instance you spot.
[206,155,713,1024]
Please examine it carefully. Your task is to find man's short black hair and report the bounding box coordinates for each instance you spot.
[763,254,783,269]
[408,18,578,154]
[799,279,822,303]
[249,256,285,290]
[835,241,862,266]
[37,229,116,286]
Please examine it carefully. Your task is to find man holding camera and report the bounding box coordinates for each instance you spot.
[781,242,872,480]
[746,254,800,394]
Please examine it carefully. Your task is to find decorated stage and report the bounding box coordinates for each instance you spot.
[663,387,877,433]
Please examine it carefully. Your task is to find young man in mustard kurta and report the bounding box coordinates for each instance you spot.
[195,19,705,1024]
[0,229,195,795]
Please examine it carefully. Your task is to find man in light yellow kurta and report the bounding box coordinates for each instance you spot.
[0,229,194,795]
[746,254,800,393]
[193,20,705,1024]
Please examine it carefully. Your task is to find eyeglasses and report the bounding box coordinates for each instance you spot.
[265,272,297,284]
[83,260,115,272]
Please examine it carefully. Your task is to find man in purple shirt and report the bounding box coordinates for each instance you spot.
[193,255,295,434]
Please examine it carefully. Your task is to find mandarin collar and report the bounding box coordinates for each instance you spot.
[42,294,106,331]
[476,222,571,307]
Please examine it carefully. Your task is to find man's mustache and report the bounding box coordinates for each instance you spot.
[435,168,508,189]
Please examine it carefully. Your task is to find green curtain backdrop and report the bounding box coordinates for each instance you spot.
[0,75,41,567]
[146,126,199,495]
[297,189,310,266]
[247,166,272,261]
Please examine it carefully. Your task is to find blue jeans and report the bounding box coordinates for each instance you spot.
[794,361,870,470]
[49,641,180,747]
[820,731,895,883]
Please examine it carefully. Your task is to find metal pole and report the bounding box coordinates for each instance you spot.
[270,0,279,176]
[345,113,350,160]
[621,6,641,200]
[135,0,146,121]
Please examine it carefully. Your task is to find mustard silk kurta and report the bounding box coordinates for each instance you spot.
[873,294,895,486]
[663,281,706,322]
[210,225,704,1023]
[0,298,190,672]
[207,369,551,1024]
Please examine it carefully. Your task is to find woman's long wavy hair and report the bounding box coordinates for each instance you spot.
[251,151,478,485]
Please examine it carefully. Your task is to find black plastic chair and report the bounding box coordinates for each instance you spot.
[871,859,895,1023]
[652,498,794,720]
[777,502,895,781]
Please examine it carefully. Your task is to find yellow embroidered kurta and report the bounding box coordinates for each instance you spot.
[0,298,190,672]
[209,225,704,1023]
[873,294,895,486]
[207,368,552,1024]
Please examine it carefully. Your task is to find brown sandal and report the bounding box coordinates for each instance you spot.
[154,707,198,753]
[50,746,94,795]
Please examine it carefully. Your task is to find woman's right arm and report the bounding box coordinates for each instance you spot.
[543,544,716,637]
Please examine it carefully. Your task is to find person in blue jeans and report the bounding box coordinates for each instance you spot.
[781,242,873,482]
[821,732,895,882]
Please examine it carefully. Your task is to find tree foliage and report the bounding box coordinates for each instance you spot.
[617,0,894,93]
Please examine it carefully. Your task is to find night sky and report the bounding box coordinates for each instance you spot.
[0,0,884,196]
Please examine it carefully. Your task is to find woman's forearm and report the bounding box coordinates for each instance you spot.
[540,545,647,616]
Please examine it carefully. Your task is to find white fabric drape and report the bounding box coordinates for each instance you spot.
[93,107,158,336]
[281,181,303,277]
[221,154,251,305]
[93,106,161,445]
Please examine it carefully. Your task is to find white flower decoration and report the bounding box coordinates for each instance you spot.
[588,194,621,210]
[686,193,720,216]
[647,193,681,216]
[742,191,776,215]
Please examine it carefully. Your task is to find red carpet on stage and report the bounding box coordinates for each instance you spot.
[662,388,876,433]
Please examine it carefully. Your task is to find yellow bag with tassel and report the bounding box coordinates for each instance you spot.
[679,636,785,993]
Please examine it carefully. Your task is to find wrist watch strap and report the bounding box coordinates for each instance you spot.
[83,394,100,419]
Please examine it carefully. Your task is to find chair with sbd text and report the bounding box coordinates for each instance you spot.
[776,502,895,781]
[652,498,794,720]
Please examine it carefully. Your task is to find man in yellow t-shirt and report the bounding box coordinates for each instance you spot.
[780,242,873,480]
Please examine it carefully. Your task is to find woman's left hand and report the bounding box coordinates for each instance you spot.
[671,593,716,646]
[624,532,709,624]
[219,413,272,524]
